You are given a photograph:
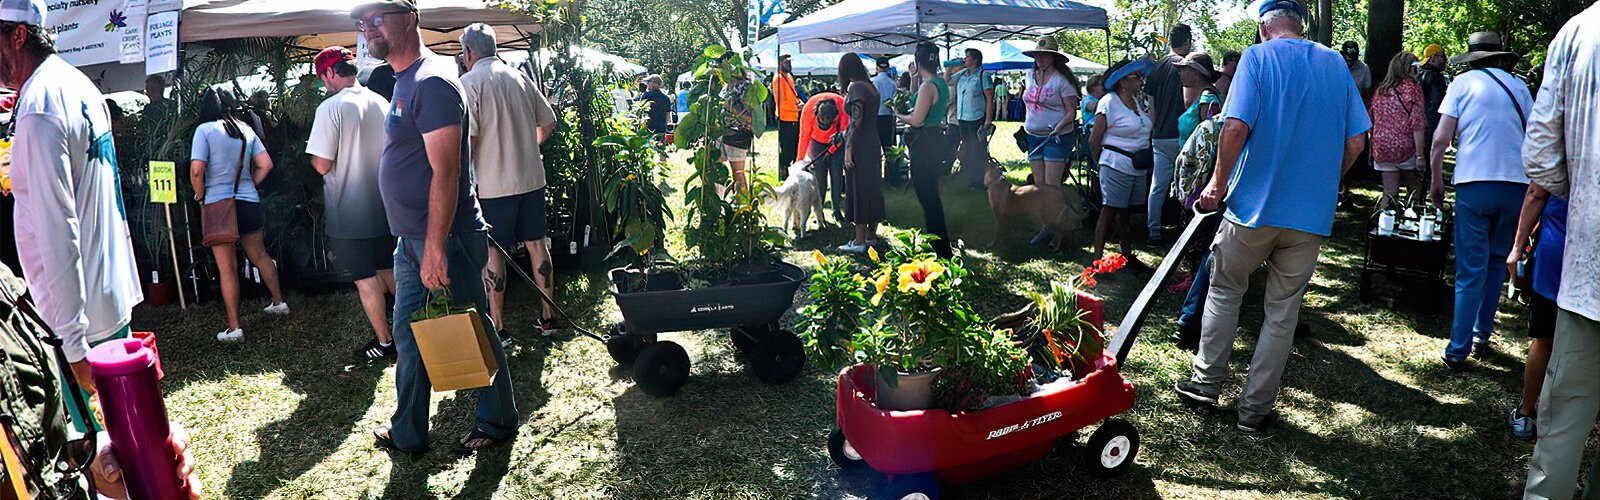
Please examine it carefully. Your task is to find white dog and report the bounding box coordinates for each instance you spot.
[768,159,826,238]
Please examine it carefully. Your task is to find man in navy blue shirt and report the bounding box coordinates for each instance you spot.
[637,74,672,136]
[353,0,518,454]
[1174,0,1370,435]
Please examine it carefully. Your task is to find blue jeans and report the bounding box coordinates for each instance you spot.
[1177,254,1212,330]
[390,231,518,450]
[1444,182,1525,362]
[1147,138,1181,237]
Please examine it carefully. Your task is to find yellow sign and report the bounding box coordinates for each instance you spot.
[149,161,176,204]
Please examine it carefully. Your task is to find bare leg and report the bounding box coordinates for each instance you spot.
[1402,170,1422,204]
[527,239,555,320]
[240,232,284,305]
[1043,161,1066,187]
[355,277,392,344]
[378,268,396,295]
[1115,210,1136,256]
[212,245,241,331]
[485,248,508,330]
[1029,159,1045,185]
[731,159,748,192]
[1092,207,1117,260]
[1522,337,1553,417]
[1381,171,1401,201]
[854,223,871,246]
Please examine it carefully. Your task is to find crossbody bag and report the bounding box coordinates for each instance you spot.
[200,131,250,247]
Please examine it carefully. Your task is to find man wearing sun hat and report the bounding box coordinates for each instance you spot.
[1430,31,1533,370]
[351,0,520,454]
[1174,0,1371,435]
[307,45,398,364]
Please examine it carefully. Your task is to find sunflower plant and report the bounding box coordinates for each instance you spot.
[798,230,1032,409]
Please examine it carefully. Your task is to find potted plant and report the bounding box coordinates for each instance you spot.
[1026,254,1126,380]
[798,231,1032,411]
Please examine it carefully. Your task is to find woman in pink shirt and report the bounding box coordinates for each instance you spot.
[1368,52,1427,203]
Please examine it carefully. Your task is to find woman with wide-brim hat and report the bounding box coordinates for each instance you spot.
[1088,57,1155,266]
[1018,35,1085,246]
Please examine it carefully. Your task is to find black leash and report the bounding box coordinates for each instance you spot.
[485,237,610,343]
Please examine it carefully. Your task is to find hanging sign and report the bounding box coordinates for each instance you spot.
[48,0,141,67]
[143,10,178,75]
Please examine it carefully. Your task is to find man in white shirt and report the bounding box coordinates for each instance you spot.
[1428,32,1533,369]
[873,59,897,153]
[307,46,398,364]
[1522,5,1600,498]
[459,23,558,345]
[1,0,143,426]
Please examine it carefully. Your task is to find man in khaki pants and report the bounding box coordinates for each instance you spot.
[1172,0,1369,434]
[1522,4,1600,499]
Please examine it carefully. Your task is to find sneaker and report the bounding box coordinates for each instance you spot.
[1237,412,1277,435]
[836,242,867,254]
[498,329,516,348]
[1441,355,1471,372]
[1509,406,1536,441]
[1473,340,1494,359]
[537,317,559,337]
[1174,379,1219,406]
[1148,233,1167,246]
[262,302,291,315]
[353,339,396,363]
[216,328,244,342]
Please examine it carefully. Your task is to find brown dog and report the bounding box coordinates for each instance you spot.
[985,161,1083,250]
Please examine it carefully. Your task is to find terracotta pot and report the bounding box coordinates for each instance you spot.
[874,367,941,411]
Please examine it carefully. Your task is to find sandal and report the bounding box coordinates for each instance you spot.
[371,424,427,456]
[456,428,509,452]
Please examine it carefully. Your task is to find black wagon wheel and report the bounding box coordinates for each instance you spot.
[730,324,769,355]
[828,427,869,471]
[633,341,691,397]
[605,324,648,366]
[749,329,806,384]
[1084,418,1140,478]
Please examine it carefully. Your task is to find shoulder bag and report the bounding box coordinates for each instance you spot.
[200,131,250,247]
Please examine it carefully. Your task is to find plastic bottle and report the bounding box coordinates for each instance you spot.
[1378,210,1396,236]
[87,338,189,500]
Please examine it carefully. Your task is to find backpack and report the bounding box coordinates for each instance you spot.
[0,264,88,499]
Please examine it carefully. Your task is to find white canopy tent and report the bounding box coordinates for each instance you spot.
[75,0,540,93]
[775,0,1108,54]
[500,46,647,77]
[750,36,875,76]
[888,39,1107,75]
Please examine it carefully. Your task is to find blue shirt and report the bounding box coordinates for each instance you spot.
[952,68,994,122]
[380,52,485,239]
[1221,38,1371,236]
[873,73,897,116]
[1534,196,1567,300]
[191,121,265,204]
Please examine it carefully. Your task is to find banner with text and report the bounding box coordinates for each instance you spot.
[48,0,144,67]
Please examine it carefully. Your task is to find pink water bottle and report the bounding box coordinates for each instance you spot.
[87,338,188,500]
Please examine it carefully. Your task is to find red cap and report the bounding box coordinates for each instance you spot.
[314,46,355,75]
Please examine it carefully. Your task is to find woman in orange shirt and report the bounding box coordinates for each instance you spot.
[797,92,848,222]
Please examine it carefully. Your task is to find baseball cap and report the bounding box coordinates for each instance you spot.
[350,0,416,20]
[1249,0,1306,20]
[1342,41,1360,56]
[1421,43,1446,61]
[0,0,46,25]
[876,59,890,69]
[314,46,355,75]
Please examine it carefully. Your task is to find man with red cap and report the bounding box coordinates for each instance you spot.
[308,46,398,364]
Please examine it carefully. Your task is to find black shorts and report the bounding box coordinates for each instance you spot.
[237,201,265,235]
[1529,291,1557,339]
[481,189,548,247]
[329,236,397,281]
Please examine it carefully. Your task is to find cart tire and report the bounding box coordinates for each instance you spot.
[876,473,939,500]
[1084,418,1140,478]
[1358,271,1374,303]
[731,324,768,355]
[606,325,647,366]
[749,329,806,384]
[633,341,690,396]
[827,427,868,470]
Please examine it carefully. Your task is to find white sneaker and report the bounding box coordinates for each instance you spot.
[216,328,245,342]
[262,302,290,315]
[836,242,867,254]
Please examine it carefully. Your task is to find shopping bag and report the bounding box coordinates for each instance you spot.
[409,291,498,392]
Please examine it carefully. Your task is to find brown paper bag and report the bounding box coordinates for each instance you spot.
[411,302,498,392]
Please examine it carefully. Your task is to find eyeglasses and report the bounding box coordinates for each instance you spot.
[356,12,404,32]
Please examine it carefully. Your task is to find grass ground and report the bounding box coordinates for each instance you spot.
[138,121,1545,499]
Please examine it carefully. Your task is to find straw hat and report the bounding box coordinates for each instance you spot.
[1022,36,1071,62]
[1450,32,1518,65]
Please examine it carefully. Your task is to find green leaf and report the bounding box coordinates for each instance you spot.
[703,45,727,59]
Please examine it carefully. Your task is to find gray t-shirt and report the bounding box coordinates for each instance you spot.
[190,120,265,204]
[379,52,484,239]
[307,86,391,239]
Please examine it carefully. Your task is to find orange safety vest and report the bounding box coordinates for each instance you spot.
[773,72,800,122]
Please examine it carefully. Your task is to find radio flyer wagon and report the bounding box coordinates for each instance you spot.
[827,208,1224,499]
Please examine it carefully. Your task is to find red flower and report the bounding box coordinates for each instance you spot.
[1076,268,1098,288]
[1093,254,1128,275]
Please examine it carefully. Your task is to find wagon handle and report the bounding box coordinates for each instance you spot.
[1106,203,1224,365]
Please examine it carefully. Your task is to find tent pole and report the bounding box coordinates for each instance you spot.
[1104,28,1111,64]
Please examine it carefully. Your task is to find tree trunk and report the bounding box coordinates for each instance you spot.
[1316,0,1334,46]
[1367,0,1405,86]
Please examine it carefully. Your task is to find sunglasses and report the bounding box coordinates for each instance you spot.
[356,11,407,32]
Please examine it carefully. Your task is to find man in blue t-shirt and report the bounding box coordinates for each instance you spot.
[637,74,672,135]
[1174,0,1370,435]
[353,0,518,454]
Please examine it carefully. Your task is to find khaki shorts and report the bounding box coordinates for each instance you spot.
[720,142,749,162]
[1374,155,1418,172]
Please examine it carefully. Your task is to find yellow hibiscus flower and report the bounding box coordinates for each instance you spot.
[870,271,892,305]
[896,260,945,296]
[812,250,827,266]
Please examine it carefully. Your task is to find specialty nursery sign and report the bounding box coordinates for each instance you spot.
[45,0,150,67]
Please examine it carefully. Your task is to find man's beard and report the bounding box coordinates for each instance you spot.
[0,53,19,90]
[368,37,390,60]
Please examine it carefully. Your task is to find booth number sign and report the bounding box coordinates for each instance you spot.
[148,161,177,204]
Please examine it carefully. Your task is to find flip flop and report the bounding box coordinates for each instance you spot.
[456,428,510,453]
[371,424,427,457]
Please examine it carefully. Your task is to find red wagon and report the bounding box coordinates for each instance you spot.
[827,208,1223,499]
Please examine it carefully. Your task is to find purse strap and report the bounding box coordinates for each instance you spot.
[1476,68,1527,130]
[229,122,250,199]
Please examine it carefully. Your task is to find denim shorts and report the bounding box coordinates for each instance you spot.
[1025,132,1073,163]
